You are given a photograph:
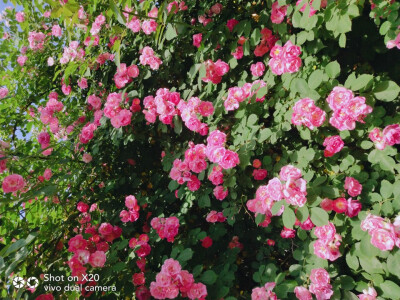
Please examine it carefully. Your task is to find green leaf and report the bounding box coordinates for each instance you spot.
[291,78,309,95]
[380,180,393,199]
[200,270,217,285]
[198,194,211,208]
[271,200,284,215]
[165,24,178,41]
[351,74,373,91]
[255,213,266,225]
[173,116,182,135]
[308,70,324,89]
[373,80,400,102]
[177,248,193,263]
[325,61,341,78]
[109,0,126,25]
[387,251,400,279]
[282,207,296,229]
[345,252,359,270]
[339,33,346,48]
[380,281,400,299]
[296,206,309,222]
[310,207,329,227]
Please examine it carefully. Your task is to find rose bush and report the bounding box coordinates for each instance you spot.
[0,0,400,299]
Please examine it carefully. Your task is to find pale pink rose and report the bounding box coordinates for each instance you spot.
[314,222,336,241]
[271,1,287,24]
[111,109,132,128]
[279,165,302,181]
[44,11,51,18]
[89,251,106,267]
[213,185,228,200]
[88,95,102,110]
[370,228,395,251]
[43,168,52,180]
[361,214,385,232]
[323,136,344,157]
[193,33,202,48]
[77,78,88,89]
[82,153,92,163]
[294,286,312,300]
[232,46,244,59]
[310,268,330,286]
[51,24,62,37]
[219,150,240,169]
[291,98,326,130]
[383,124,400,146]
[187,282,207,300]
[344,177,362,197]
[16,12,25,22]
[142,20,157,35]
[358,287,378,300]
[265,178,283,201]
[207,130,226,147]
[0,87,9,99]
[250,62,265,77]
[2,174,25,193]
[127,65,139,78]
[281,227,296,238]
[326,86,354,111]
[369,128,386,150]
[47,57,54,66]
[17,55,28,66]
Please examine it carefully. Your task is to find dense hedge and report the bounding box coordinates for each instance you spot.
[1,0,400,299]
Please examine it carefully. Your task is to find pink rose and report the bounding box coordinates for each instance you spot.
[253,169,268,180]
[226,19,239,32]
[345,198,362,218]
[2,174,25,193]
[271,1,287,24]
[383,124,400,146]
[323,136,344,157]
[370,228,395,251]
[310,268,330,286]
[51,24,62,37]
[294,286,312,300]
[344,177,362,197]
[89,251,106,268]
[82,153,92,163]
[193,33,202,48]
[281,227,296,238]
[250,62,265,77]
[213,185,228,200]
[16,12,25,22]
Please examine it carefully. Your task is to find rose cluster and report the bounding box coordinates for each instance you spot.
[103,92,133,129]
[294,268,333,300]
[67,222,121,283]
[254,28,278,57]
[269,41,302,75]
[251,282,278,300]
[313,222,342,261]
[129,234,151,258]
[291,98,326,130]
[170,130,240,191]
[150,258,207,299]
[120,195,140,223]
[150,216,180,242]
[361,214,400,251]
[177,96,214,135]
[113,63,139,89]
[224,80,267,111]
[201,59,229,84]
[139,46,162,70]
[369,124,400,150]
[326,87,373,131]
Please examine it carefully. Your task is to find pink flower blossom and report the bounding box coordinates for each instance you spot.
[89,251,106,268]
[51,24,62,37]
[213,185,228,200]
[294,286,312,300]
[271,1,287,24]
[2,174,25,193]
[16,12,25,22]
[323,136,344,157]
[344,177,362,197]
[193,33,202,48]
[226,19,239,31]
[292,98,326,130]
[250,62,265,77]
